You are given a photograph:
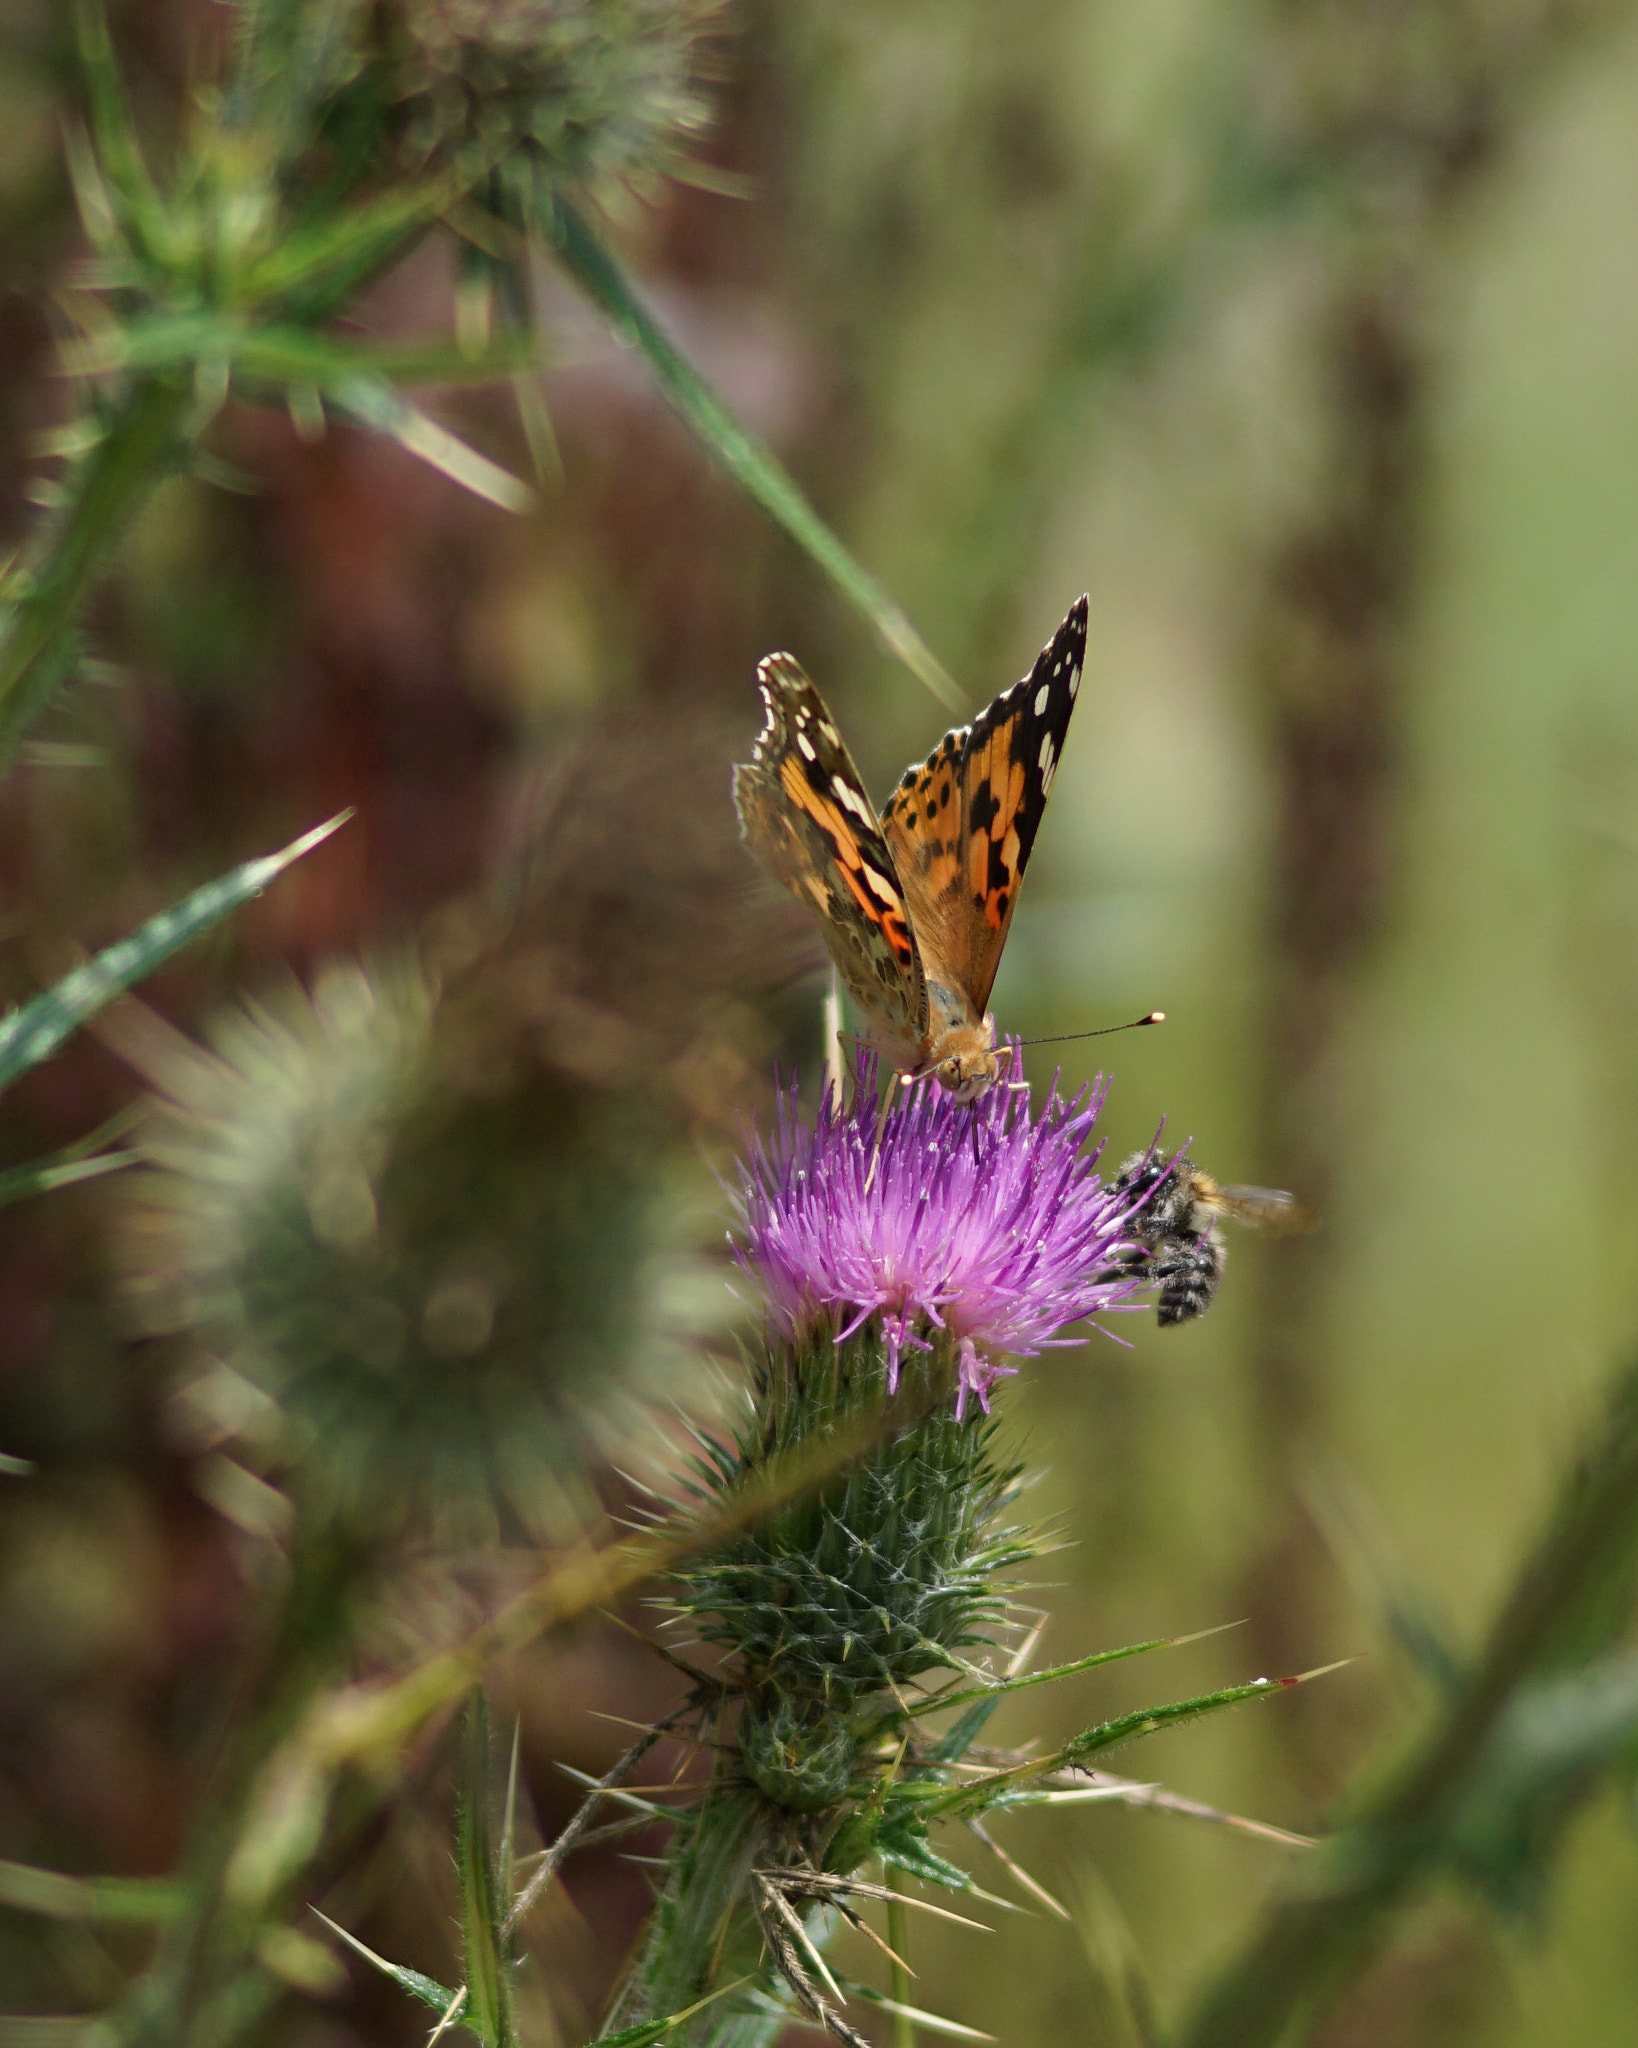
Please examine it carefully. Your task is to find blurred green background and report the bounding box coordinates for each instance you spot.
[4,0,1638,2041]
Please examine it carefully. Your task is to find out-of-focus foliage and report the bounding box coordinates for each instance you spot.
[382,0,730,197]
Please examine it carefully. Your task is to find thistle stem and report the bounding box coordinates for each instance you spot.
[887,1877,915,2048]
[112,1531,373,2048]
[618,1782,769,2045]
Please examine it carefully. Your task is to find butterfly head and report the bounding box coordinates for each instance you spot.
[921,1012,1004,1102]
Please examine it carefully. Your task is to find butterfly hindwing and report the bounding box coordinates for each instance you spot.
[881,596,1087,1018]
[733,653,927,1063]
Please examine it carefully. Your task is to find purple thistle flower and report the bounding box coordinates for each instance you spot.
[736,1058,1148,1416]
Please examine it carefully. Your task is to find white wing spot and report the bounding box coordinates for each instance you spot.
[819,722,841,745]
[1039,734,1057,791]
[837,782,875,824]
[1068,669,1080,698]
[796,732,817,761]
[1033,683,1050,716]
[861,863,901,907]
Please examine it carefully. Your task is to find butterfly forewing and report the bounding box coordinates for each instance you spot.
[880,597,1087,1019]
[733,653,928,1064]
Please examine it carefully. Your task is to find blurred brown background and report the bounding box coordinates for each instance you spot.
[4,0,1638,2041]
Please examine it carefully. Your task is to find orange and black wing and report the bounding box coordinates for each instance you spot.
[880,596,1087,1018]
[733,653,927,1062]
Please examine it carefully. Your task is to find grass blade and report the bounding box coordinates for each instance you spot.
[545,195,959,709]
[0,1857,180,1923]
[0,811,349,1095]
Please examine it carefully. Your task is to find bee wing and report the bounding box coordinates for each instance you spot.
[1209,1185,1317,1235]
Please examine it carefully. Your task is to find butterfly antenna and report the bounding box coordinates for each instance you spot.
[1017,1011,1166,1049]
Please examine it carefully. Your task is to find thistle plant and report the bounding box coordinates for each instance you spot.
[565,1065,1327,2047]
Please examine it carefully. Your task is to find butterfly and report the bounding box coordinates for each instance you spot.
[733,597,1087,1102]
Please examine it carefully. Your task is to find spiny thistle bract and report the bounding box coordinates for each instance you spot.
[381,0,730,197]
[121,954,686,1538]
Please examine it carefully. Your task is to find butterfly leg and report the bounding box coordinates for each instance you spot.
[822,967,846,1113]
[863,1069,909,1192]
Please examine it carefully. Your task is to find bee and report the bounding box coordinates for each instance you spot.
[1102,1153,1313,1326]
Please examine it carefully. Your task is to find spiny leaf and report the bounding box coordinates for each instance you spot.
[76,316,540,507]
[921,1622,1245,1717]
[925,1663,1350,1821]
[74,0,177,276]
[246,173,469,314]
[873,1811,980,1894]
[326,375,532,511]
[583,1973,758,2047]
[311,1910,468,2020]
[842,1979,996,2042]
[543,195,959,709]
[96,314,548,393]
[0,812,349,1096]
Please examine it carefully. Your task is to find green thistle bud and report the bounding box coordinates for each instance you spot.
[123,952,686,1537]
[384,0,729,198]
[681,1332,1031,1745]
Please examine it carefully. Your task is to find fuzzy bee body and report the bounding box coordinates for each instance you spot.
[1104,1153,1309,1326]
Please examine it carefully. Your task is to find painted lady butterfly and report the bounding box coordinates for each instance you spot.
[733,597,1088,1101]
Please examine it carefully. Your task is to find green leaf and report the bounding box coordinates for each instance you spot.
[224,0,368,158]
[71,319,536,508]
[925,1664,1348,1822]
[74,0,178,275]
[0,1148,133,1208]
[248,174,469,315]
[584,1975,759,2048]
[0,1856,180,1922]
[543,195,960,709]
[106,314,548,393]
[1446,1648,1638,1908]
[928,1623,1245,1717]
[457,1691,517,2048]
[0,812,349,1097]
[873,1809,977,1894]
[843,1979,997,2043]
[322,375,533,512]
[311,1910,469,2021]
